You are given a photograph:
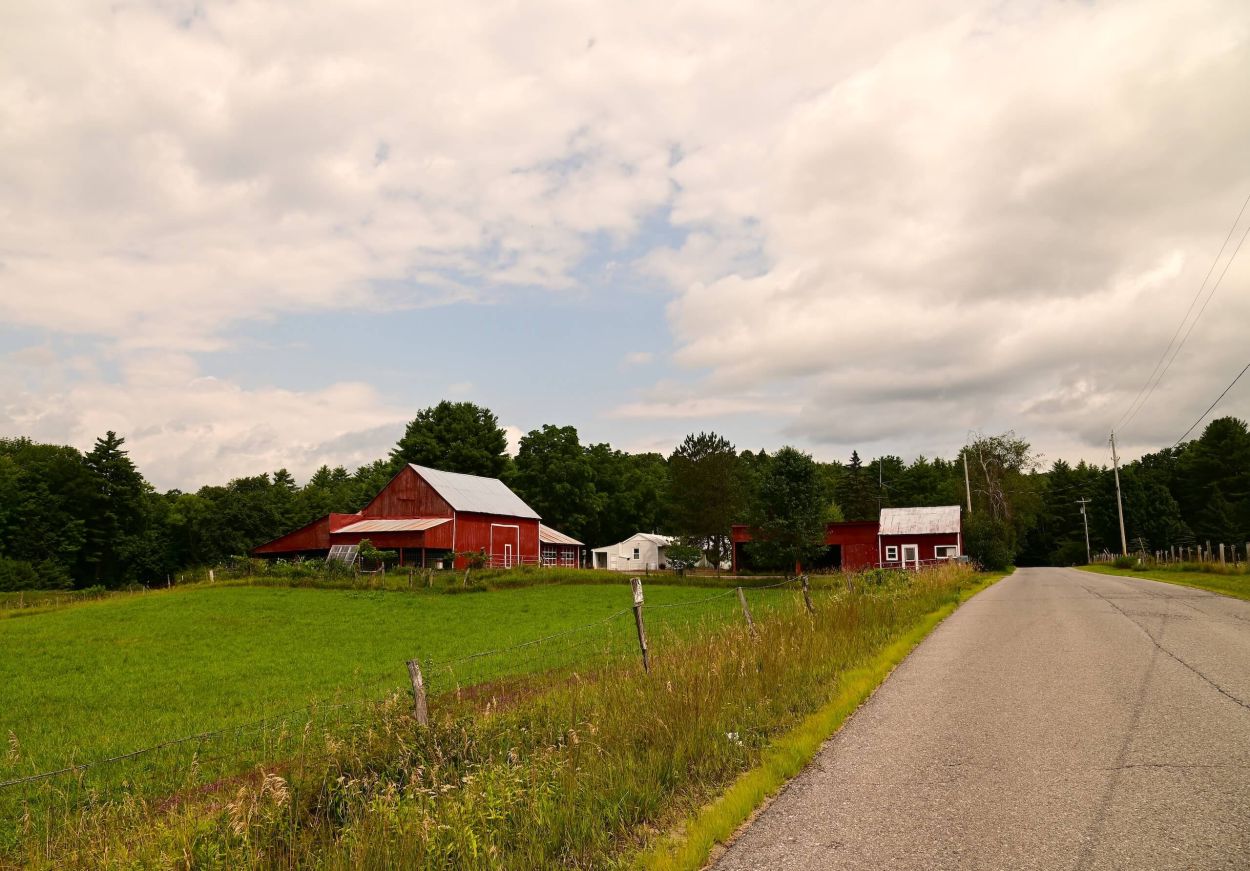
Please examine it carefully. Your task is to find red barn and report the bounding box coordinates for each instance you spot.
[252,464,583,569]
[731,505,963,572]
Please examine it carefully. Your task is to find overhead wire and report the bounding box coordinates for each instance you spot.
[1113,191,1250,436]
[1171,360,1250,447]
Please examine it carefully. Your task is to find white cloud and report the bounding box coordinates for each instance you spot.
[0,349,407,490]
[2,0,1250,476]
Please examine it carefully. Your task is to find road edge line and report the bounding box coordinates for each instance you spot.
[634,570,1009,871]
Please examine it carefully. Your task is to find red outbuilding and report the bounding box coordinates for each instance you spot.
[731,505,963,572]
[252,464,584,570]
[876,506,962,568]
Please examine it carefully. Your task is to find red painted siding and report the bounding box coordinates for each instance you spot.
[253,513,360,555]
[878,532,961,566]
[450,513,540,568]
[361,467,454,518]
[731,520,880,572]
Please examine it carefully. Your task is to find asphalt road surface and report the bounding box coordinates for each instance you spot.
[712,567,1250,870]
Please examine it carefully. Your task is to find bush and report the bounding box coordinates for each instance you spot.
[0,558,74,591]
[1112,555,1135,569]
[0,558,39,591]
[965,515,1014,571]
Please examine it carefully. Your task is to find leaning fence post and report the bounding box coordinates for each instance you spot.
[406,659,429,725]
[801,574,815,614]
[737,586,756,637]
[631,577,650,674]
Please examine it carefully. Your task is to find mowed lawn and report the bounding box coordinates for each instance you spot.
[0,581,794,776]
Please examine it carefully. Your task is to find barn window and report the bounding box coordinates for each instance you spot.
[935,546,957,559]
[632,547,640,560]
[885,546,899,561]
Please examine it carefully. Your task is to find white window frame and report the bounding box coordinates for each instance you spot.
[934,545,958,559]
[633,547,640,560]
[885,545,899,561]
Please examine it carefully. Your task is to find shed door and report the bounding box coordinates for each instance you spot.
[901,544,919,569]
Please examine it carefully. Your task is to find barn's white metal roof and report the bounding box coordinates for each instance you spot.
[410,465,541,519]
[592,532,673,552]
[539,524,583,546]
[335,518,449,534]
[879,505,962,535]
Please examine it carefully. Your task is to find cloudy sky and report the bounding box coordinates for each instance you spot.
[3,0,1249,490]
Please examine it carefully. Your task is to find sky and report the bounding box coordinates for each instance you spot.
[2,0,1249,491]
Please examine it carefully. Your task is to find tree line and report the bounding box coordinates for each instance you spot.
[1,399,1247,589]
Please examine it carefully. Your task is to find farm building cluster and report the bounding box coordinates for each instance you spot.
[731,505,963,572]
[254,464,965,572]
[253,464,583,570]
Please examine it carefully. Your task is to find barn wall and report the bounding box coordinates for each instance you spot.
[731,521,881,572]
[253,513,360,555]
[452,513,541,567]
[878,532,961,565]
[362,467,454,518]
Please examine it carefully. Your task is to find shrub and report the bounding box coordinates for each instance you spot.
[1112,555,1135,569]
[0,558,39,591]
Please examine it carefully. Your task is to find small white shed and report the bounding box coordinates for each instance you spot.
[591,533,673,571]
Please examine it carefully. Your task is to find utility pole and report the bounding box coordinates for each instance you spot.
[1110,431,1128,556]
[1076,498,1092,565]
[963,450,973,515]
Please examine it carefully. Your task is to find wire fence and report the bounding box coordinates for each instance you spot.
[0,572,834,850]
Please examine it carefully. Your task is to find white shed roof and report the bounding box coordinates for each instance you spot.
[879,506,961,535]
[410,464,540,519]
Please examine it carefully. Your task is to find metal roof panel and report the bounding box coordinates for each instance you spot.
[878,506,962,535]
[334,518,450,534]
[409,465,541,519]
[539,524,583,546]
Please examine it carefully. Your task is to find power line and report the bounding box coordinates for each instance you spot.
[1172,360,1250,447]
[1114,191,1250,435]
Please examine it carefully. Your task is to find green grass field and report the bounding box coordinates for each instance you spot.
[1079,563,1250,601]
[0,579,795,779]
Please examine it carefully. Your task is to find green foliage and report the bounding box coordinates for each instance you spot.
[668,432,741,568]
[389,400,509,478]
[665,542,704,572]
[835,450,878,521]
[746,446,827,572]
[512,424,601,541]
[1111,555,1136,569]
[964,513,1013,571]
[357,539,398,566]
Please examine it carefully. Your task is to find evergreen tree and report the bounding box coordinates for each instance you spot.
[667,432,741,569]
[83,431,150,586]
[836,451,878,520]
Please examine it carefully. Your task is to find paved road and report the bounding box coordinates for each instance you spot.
[713,567,1250,870]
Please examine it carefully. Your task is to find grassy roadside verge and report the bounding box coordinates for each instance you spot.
[1078,564,1250,601]
[8,565,998,869]
[637,570,1006,871]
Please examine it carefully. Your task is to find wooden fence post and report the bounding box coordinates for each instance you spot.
[1219,543,1226,564]
[406,659,429,725]
[208,568,215,583]
[631,578,650,674]
[801,574,815,614]
[737,587,756,637]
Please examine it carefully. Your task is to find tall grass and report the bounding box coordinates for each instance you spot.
[7,563,992,870]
